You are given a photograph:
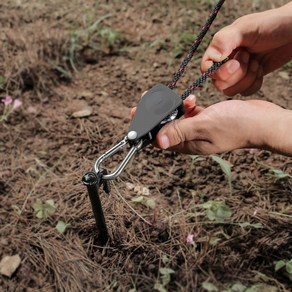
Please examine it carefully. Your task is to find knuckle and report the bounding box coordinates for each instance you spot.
[171,120,185,145]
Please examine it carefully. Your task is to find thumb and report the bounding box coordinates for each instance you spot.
[156,117,199,149]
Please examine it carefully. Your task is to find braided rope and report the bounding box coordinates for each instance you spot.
[181,57,228,100]
[168,0,225,97]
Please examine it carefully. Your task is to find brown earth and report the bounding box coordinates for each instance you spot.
[0,0,291,291]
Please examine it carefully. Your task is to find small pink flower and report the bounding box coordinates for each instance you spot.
[186,233,195,244]
[2,96,13,105]
[12,99,22,109]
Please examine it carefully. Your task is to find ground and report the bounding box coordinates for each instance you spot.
[0,0,291,291]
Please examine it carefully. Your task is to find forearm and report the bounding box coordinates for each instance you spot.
[265,109,292,156]
[246,1,292,47]
[263,1,292,47]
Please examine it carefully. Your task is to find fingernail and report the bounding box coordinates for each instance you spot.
[159,135,170,149]
[187,95,196,102]
[226,60,240,74]
[208,48,222,61]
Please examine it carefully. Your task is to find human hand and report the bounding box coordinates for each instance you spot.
[201,2,292,96]
[155,97,290,155]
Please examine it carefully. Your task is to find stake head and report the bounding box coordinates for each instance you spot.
[82,171,99,186]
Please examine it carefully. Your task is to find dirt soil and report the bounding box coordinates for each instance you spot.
[0,0,291,291]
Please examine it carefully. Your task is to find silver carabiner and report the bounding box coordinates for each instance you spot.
[94,136,143,180]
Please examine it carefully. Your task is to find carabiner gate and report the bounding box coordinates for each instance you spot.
[94,136,143,180]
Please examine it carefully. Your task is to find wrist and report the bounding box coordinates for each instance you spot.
[266,109,292,156]
[243,101,291,156]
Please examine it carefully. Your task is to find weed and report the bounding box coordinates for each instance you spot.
[173,32,196,58]
[274,259,292,281]
[201,200,232,222]
[154,265,175,292]
[65,13,121,69]
[256,159,292,181]
[11,204,21,215]
[33,199,56,219]
[0,75,5,90]
[132,195,156,209]
[56,220,70,234]
[222,282,247,292]
[189,155,233,193]
[202,281,218,292]
[211,155,232,192]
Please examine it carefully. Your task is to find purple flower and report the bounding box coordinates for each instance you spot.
[2,96,13,105]
[12,99,22,109]
[186,233,195,244]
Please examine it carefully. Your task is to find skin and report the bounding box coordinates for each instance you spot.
[140,2,292,157]
[200,1,292,96]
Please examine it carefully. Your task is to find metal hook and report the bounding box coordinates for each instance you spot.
[94,136,143,180]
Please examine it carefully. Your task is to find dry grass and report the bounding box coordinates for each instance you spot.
[1,0,291,291]
[0,0,123,96]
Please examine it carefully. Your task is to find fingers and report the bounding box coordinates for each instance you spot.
[211,49,249,86]
[130,94,199,119]
[200,17,265,96]
[156,119,190,150]
[236,65,264,96]
[215,59,263,96]
[130,107,136,118]
[201,24,243,71]
[205,50,264,96]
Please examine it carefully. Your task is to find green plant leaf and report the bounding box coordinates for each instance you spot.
[211,155,232,190]
[268,168,291,180]
[202,201,232,222]
[56,220,69,234]
[245,283,277,292]
[274,260,286,272]
[154,283,167,292]
[0,75,5,89]
[12,204,21,215]
[286,259,292,274]
[145,198,156,209]
[159,268,175,275]
[162,255,169,265]
[209,237,221,246]
[33,199,56,219]
[190,155,205,163]
[202,281,218,292]
[132,196,144,203]
[132,196,156,209]
[230,282,247,292]
[238,222,263,229]
[211,155,232,178]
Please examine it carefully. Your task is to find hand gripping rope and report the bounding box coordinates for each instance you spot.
[83,0,227,243]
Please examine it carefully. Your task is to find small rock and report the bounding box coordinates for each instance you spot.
[278,71,289,80]
[0,254,21,277]
[26,106,38,114]
[78,91,94,99]
[126,182,150,196]
[142,187,150,196]
[126,182,135,191]
[72,106,93,118]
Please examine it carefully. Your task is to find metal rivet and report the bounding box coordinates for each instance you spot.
[127,131,137,140]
